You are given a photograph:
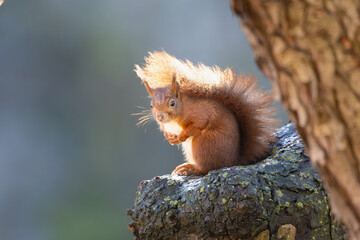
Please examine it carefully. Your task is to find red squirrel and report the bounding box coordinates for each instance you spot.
[135,51,277,175]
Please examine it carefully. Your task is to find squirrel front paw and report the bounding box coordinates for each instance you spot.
[172,163,204,176]
[164,132,183,145]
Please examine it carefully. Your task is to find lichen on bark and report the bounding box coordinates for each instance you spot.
[127,123,346,239]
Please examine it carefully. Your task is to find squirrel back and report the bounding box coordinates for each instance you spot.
[135,51,277,167]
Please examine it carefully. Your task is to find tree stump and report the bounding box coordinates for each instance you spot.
[127,124,346,239]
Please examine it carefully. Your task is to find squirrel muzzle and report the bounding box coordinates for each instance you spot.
[156,112,168,123]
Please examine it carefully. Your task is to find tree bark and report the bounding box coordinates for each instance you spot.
[128,124,346,239]
[231,0,360,239]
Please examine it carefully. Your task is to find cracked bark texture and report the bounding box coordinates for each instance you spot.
[128,124,346,239]
[231,0,360,239]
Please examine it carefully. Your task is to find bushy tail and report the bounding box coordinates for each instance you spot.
[186,74,277,163]
[135,51,277,164]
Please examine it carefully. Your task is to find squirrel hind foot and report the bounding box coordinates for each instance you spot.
[172,163,205,176]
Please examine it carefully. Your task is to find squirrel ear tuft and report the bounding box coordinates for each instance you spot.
[143,81,153,96]
[170,73,180,98]
[134,65,145,79]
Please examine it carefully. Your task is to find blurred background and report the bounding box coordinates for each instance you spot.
[0,1,288,239]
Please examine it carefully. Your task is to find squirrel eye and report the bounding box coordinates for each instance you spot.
[150,103,153,108]
[170,99,176,107]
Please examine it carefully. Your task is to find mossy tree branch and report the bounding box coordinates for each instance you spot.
[128,124,345,239]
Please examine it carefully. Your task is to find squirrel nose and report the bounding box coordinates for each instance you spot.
[156,112,168,122]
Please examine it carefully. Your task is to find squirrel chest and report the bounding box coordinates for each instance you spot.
[162,121,195,164]
[162,121,183,135]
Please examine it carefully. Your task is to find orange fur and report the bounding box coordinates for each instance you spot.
[135,51,277,175]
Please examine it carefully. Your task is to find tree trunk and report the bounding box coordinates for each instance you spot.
[128,124,346,239]
[231,0,360,239]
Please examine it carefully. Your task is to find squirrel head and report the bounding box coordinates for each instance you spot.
[144,74,182,124]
